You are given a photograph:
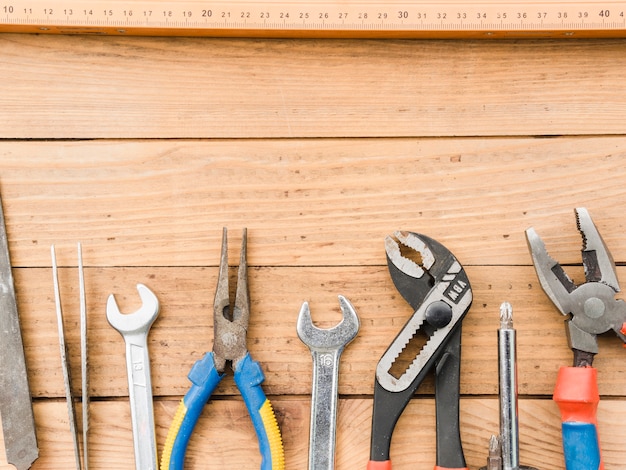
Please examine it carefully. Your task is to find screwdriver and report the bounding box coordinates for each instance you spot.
[481,302,538,470]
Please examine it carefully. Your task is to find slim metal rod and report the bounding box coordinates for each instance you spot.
[498,301,519,470]
[51,245,82,470]
[78,243,89,470]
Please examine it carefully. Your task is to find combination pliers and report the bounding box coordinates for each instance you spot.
[160,228,285,470]
[526,208,626,470]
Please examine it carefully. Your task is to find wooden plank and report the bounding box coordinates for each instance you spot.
[1,138,626,267]
[19,398,626,469]
[17,264,626,399]
[2,34,626,138]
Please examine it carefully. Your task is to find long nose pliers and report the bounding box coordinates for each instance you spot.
[526,208,626,470]
[160,228,285,470]
[368,231,473,470]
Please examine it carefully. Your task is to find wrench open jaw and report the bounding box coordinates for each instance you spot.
[369,232,472,470]
[106,284,160,335]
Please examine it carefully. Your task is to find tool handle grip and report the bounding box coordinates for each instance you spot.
[553,366,603,470]
[235,352,285,470]
[367,461,392,469]
[161,352,223,470]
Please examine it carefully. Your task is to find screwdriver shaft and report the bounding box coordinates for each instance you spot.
[498,302,519,470]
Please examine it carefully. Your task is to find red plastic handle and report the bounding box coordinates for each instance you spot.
[553,366,604,470]
[367,461,391,470]
[553,366,599,424]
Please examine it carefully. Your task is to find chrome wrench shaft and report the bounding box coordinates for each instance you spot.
[107,284,159,470]
[297,296,359,470]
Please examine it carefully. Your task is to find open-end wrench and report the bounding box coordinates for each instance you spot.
[297,295,360,470]
[107,284,160,470]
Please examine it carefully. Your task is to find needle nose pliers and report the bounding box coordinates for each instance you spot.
[526,208,626,470]
[160,228,285,470]
[368,231,473,470]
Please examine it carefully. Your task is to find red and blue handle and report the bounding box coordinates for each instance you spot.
[553,366,604,470]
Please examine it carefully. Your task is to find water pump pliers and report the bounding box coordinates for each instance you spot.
[526,208,626,470]
[160,228,285,470]
[367,231,473,470]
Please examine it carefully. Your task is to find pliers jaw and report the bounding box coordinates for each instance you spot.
[525,208,626,363]
[378,231,472,392]
[212,227,250,374]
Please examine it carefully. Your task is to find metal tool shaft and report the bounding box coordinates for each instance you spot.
[499,302,519,470]
[123,330,158,470]
[51,245,83,470]
[308,347,343,470]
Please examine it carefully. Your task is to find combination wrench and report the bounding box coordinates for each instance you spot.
[107,283,160,470]
[297,295,360,470]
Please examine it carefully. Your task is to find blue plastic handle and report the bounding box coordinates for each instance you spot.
[235,353,285,470]
[562,422,601,470]
[168,352,223,470]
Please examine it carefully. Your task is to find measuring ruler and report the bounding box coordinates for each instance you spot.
[2,0,626,37]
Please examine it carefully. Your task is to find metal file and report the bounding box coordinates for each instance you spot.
[0,193,38,470]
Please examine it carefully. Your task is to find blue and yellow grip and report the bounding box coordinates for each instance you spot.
[235,353,285,470]
[553,366,603,470]
[160,352,223,470]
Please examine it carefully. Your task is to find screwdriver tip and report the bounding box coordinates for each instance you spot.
[499,301,513,329]
[488,434,500,454]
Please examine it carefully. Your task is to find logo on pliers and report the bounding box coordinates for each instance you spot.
[442,263,470,303]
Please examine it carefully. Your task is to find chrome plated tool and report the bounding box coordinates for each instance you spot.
[107,284,159,470]
[297,296,360,470]
[0,195,38,470]
[51,243,89,470]
[481,302,538,470]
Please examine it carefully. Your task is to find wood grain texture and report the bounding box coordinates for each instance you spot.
[2,34,626,138]
[2,30,626,469]
[1,138,626,268]
[14,264,626,399]
[18,398,626,469]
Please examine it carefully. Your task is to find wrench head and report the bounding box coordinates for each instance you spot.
[106,283,160,335]
[297,295,360,351]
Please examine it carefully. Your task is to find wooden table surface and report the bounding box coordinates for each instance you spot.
[1,33,626,469]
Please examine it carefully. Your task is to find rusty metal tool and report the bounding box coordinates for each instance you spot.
[0,194,38,470]
[160,228,284,470]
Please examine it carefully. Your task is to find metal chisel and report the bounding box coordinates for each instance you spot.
[0,194,38,469]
